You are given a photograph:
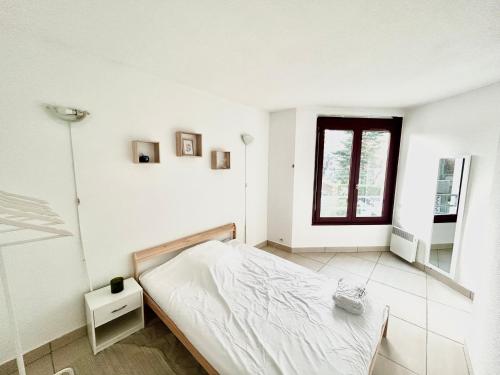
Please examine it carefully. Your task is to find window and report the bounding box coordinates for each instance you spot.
[312,117,402,225]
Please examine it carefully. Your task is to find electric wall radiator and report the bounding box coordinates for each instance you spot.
[390,226,418,263]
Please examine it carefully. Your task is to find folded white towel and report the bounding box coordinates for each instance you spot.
[333,278,367,315]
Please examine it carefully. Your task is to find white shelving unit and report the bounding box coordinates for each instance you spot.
[0,190,74,375]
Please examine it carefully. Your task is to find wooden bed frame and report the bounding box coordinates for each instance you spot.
[132,223,388,375]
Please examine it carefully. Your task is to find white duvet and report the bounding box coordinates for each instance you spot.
[140,240,388,375]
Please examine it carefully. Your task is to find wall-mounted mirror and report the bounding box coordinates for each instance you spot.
[428,156,471,276]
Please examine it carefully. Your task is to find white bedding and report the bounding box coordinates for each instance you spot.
[140,240,388,375]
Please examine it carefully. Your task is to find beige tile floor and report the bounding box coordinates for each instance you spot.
[10,246,472,375]
[263,246,472,375]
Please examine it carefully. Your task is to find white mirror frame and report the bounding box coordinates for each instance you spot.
[426,155,471,279]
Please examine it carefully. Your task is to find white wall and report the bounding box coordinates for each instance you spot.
[267,110,296,246]
[0,30,268,363]
[467,134,500,375]
[394,82,500,290]
[290,107,403,248]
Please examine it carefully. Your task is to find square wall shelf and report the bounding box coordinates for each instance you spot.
[132,141,160,163]
[176,131,202,157]
[211,151,231,169]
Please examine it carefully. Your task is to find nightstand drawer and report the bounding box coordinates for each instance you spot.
[93,292,142,327]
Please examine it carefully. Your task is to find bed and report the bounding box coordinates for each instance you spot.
[132,223,389,375]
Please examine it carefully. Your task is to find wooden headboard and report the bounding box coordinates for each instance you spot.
[132,223,236,279]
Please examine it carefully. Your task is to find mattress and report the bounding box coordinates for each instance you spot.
[140,240,388,375]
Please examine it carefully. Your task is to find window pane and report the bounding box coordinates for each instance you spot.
[320,130,354,217]
[434,158,462,216]
[356,131,391,217]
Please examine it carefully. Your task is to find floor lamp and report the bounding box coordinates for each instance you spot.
[46,105,93,292]
[0,190,73,375]
[241,134,254,243]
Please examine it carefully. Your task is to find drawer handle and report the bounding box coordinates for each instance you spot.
[111,305,127,314]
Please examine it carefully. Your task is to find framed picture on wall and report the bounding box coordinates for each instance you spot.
[182,139,194,155]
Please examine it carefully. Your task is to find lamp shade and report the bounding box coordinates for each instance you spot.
[241,134,254,145]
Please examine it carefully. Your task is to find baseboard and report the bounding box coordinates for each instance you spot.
[292,245,390,253]
[292,246,326,253]
[0,325,87,373]
[265,240,391,254]
[416,261,474,299]
[267,240,293,252]
[413,261,426,271]
[430,243,454,250]
[253,240,268,249]
[463,341,475,375]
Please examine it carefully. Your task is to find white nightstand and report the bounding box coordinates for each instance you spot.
[84,277,144,354]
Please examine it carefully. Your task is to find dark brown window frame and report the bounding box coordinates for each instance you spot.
[433,214,457,223]
[312,116,402,225]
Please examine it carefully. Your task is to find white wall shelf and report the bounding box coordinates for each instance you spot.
[132,141,160,163]
[211,151,231,169]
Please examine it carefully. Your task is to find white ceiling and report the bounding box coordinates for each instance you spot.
[3,0,500,110]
